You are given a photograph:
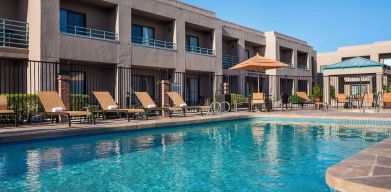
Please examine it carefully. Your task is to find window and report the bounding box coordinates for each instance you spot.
[131,75,155,105]
[60,9,86,33]
[69,72,86,94]
[186,35,199,52]
[132,24,154,45]
[350,85,367,96]
[245,50,250,59]
[298,80,308,92]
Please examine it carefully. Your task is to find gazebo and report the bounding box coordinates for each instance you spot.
[322,57,391,105]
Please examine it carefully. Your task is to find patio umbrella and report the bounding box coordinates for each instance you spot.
[229,53,288,92]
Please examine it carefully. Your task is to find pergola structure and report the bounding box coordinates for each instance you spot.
[322,57,391,105]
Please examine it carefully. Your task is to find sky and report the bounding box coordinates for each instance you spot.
[180,0,391,53]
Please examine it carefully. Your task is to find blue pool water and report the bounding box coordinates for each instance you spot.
[0,119,390,192]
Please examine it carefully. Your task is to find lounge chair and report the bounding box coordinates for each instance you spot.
[0,95,17,127]
[37,91,95,127]
[134,92,183,119]
[382,92,391,108]
[93,91,146,121]
[250,93,266,112]
[296,91,328,110]
[166,92,211,116]
[336,94,350,108]
[361,92,374,108]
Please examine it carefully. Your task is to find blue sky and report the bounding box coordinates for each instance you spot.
[181,0,390,52]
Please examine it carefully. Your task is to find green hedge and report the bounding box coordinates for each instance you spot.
[288,94,300,103]
[4,94,43,122]
[230,94,248,105]
[70,94,90,111]
[0,94,91,123]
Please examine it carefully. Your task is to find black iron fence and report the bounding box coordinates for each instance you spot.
[1,58,391,126]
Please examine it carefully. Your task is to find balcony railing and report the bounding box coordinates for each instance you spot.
[186,46,215,56]
[132,36,176,50]
[60,25,118,42]
[223,55,240,69]
[298,65,309,70]
[0,18,29,48]
[285,62,294,68]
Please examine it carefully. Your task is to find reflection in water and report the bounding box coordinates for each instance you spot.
[0,121,389,191]
[26,150,41,191]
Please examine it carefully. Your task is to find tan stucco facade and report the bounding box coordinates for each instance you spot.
[0,0,316,99]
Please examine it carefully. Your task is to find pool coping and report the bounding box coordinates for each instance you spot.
[326,138,391,192]
[0,114,251,144]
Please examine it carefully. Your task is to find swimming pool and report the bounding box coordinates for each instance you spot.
[0,119,390,192]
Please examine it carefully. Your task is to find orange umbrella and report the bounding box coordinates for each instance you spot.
[230,53,288,92]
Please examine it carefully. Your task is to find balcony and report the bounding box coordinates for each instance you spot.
[60,25,118,42]
[186,46,215,56]
[285,63,294,68]
[223,55,239,69]
[298,65,309,70]
[0,18,28,48]
[132,36,176,50]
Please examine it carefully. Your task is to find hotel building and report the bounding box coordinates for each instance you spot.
[0,0,316,107]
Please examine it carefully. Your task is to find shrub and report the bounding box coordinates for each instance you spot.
[70,94,90,111]
[311,85,322,100]
[230,94,248,105]
[289,94,300,103]
[329,85,336,98]
[4,94,43,122]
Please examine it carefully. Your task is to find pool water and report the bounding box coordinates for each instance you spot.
[0,119,390,192]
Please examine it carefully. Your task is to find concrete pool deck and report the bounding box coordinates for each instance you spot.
[2,109,391,143]
[1,109,391,191]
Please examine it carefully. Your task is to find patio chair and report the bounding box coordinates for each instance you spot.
[360,92,374,108]
[250,93,265,112]
[37,91,95,127]
[336,94,350,108]
[382,92,391,108]
[166,92,211,116]
[93,91,146,121]
[0,95,17,127]
[134,92,183,119]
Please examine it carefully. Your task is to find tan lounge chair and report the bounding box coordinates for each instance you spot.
[37,91,95,127]
[361,92,374,108]
[336,94,350,108]
[166,92,211,116]
[250,92,266,112]
[383,92,391,108]
[295,91,328,110]
[0,95,17,127]
[134,92,183,119]
[93,91,146,121]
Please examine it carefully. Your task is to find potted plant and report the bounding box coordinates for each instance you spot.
[312,85,323,102]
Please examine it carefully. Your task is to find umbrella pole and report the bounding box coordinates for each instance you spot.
[257,70,261,93]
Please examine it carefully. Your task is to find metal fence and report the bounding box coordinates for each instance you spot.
[1,59,391,126]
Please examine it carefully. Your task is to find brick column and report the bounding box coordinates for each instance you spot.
[57,75,71,110]
[161,80,170,117]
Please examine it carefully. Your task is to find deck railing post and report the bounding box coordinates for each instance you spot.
[2,19,5,46]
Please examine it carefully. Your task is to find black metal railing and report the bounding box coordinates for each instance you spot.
[1,59,391,127]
